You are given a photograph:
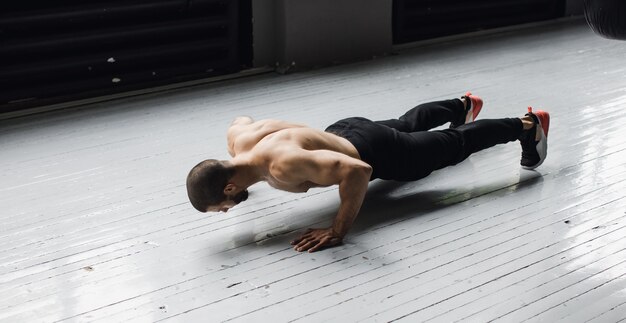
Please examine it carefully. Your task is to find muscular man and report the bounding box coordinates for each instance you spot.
[186,93,550,253]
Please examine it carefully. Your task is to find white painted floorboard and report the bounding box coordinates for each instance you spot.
[2,18,626,322]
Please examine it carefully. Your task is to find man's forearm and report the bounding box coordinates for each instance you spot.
[331,167,371,237]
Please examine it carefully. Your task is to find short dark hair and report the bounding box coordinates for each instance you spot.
[186,159,235,212]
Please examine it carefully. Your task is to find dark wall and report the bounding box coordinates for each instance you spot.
[253,0,392,72]
[253,0,579,71]
[2,0,581,116]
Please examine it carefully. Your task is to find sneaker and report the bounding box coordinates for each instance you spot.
[451,92,483,128]
[520,107,550,169]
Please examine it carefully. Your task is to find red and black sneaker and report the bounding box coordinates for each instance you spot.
[520,107,550,169]
[451,92,483,128]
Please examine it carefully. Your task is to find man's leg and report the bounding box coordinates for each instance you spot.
[375,93,482,132]
[391,117,525,181]
[449,118,524,162]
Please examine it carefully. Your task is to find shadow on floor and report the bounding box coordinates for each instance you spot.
[223,172,545,254]
[353,172,545,231]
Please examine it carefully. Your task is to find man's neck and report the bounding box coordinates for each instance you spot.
[230,156,264,187]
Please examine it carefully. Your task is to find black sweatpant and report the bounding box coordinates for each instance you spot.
[325,99,524,181]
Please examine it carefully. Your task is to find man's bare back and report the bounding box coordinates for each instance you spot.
[227,117,365,192]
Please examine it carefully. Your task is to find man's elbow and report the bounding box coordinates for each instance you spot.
[352,163,372,180]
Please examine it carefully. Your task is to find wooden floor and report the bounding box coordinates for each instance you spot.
[3,18,626,322]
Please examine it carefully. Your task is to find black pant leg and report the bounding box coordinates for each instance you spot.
[389,118,524,181]
[375,99,466,132]
[452,118,524,161]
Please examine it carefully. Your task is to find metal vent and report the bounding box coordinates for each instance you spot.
[0,0,251,113]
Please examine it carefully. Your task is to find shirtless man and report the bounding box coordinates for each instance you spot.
[186,93,550,253]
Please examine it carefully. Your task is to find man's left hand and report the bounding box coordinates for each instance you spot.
[291,228,343,252]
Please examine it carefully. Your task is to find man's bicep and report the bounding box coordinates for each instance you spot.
[226,117,259,156]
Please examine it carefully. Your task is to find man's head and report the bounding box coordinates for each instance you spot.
[186,159,249,213]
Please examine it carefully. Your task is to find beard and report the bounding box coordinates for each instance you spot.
[231,189,249,204]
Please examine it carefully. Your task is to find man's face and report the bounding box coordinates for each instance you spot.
[205,189,249,213]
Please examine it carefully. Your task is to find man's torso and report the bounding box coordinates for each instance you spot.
[228,119,361,192]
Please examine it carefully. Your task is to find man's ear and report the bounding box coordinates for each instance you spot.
[224,183,236,195]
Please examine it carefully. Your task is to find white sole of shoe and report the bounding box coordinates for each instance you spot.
[522,120,548,170]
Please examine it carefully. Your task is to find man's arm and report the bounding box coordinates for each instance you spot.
[227,116,254,157]
[271,149,372,252]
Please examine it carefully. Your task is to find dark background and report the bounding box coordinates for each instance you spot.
[0,0,566,114]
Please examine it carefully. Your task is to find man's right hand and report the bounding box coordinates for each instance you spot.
[291,228,343,253]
